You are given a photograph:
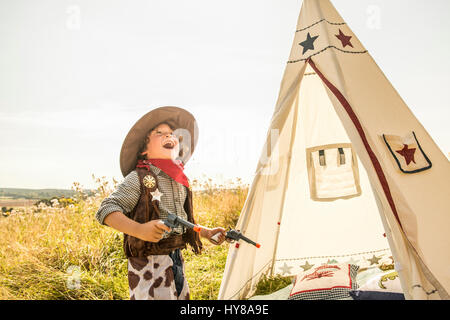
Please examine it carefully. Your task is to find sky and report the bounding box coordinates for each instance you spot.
[0,0,449,190]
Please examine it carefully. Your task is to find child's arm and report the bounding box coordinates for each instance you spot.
[95,170,170,242]
[104,211,171,243]
[95,171,141,226]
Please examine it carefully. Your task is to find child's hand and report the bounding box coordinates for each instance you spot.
[137,220,171,242]
[204,227,231,245]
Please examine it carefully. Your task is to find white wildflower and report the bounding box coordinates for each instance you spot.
[51,199,60,207]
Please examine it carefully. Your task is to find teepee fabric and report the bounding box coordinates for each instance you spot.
[218,0,450,300]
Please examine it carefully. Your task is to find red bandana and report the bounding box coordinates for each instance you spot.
[136,158,189,188]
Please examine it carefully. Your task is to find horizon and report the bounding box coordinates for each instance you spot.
[1,0,449,190]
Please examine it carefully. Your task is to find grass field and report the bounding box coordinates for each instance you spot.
[0,177,287,300]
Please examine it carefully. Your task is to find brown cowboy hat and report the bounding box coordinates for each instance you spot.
[120,106,199,177]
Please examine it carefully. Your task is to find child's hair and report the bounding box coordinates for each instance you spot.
[136,121,184,161]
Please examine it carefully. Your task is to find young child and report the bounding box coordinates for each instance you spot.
[95,106,227,300]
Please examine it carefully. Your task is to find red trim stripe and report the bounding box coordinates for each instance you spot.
[307,58,402,229]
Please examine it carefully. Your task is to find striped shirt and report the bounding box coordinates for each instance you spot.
[95,164,188,237]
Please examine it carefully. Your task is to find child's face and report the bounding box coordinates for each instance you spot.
[141,123,180,160]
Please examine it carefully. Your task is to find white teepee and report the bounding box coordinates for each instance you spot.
[218,0,450,300]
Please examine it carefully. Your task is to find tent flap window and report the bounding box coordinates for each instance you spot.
[306,143,361,201]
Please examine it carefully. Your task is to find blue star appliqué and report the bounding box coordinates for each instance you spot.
[299,32,319,55]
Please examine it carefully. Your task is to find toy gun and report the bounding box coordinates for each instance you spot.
[222,228,261,248]
[163,213,260,248]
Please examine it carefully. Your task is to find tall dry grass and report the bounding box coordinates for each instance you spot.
[0,175,248,300]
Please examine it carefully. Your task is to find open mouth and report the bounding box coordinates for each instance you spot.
[162,140,176,149]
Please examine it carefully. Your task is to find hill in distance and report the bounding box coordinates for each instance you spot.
[0,187,94,200]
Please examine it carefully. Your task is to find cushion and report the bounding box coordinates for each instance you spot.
[288,264,359,300]
[356,267,385,288]
[359,270,403,293]
[349,290,405,300]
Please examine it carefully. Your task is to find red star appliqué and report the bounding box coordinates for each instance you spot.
[396,144,416,165]
[335,29,353,48]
